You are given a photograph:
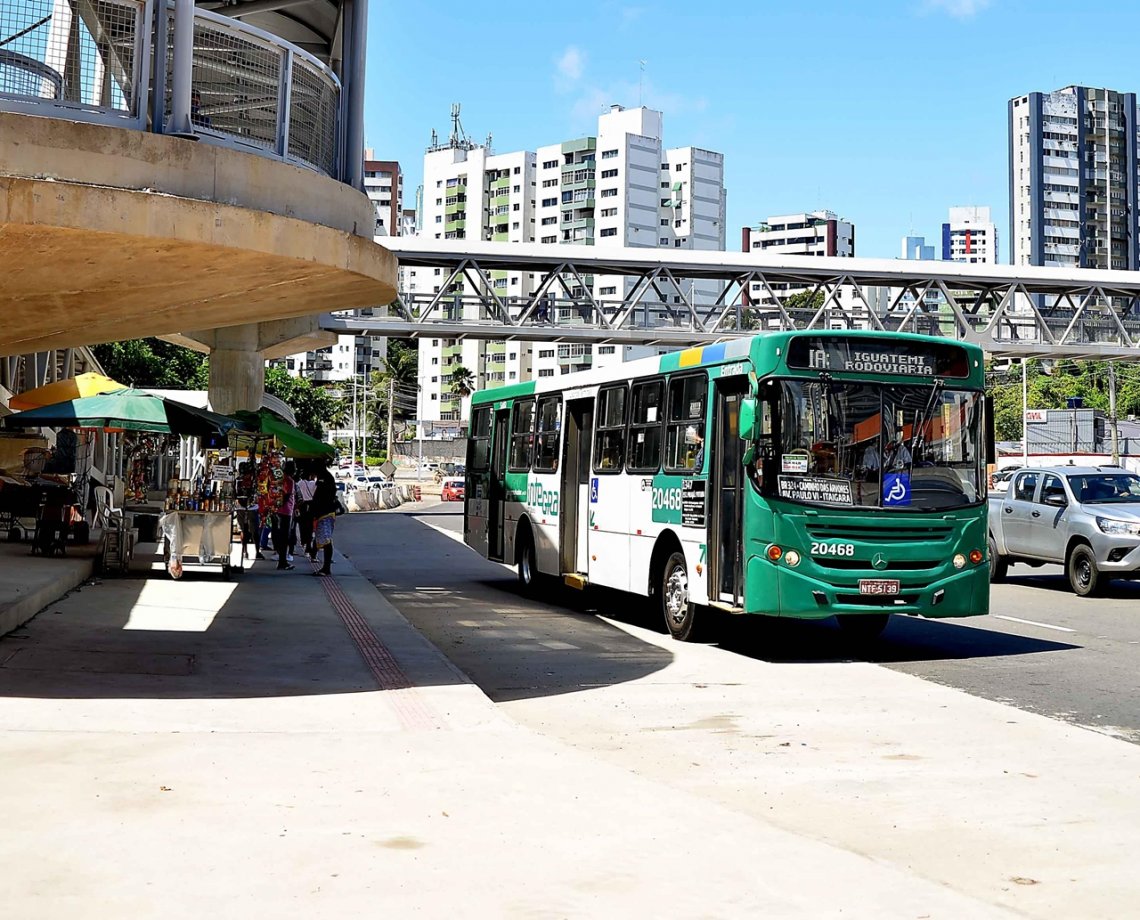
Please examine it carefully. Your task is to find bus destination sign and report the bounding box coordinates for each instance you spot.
[786,337,969,378]
[805,344,935,376]
[777,475,853,506]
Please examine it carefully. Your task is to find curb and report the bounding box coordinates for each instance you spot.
[0,555,95,637]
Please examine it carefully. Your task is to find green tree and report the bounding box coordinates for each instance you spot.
[263,365,339,440]
[450,365,476,399]
[739,289,825,330]
[92,338,209,389]
[361,340,419,450]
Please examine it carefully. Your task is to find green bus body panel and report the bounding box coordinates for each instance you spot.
[467,330,989,621]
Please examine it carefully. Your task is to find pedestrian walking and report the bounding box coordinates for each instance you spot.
[310,469,339,577]
[270,457,296,570]
[294,465,318,560]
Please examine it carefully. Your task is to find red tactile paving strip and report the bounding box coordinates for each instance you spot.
[314,566,444,731]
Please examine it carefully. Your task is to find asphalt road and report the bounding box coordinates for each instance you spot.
[339,502,1140,744]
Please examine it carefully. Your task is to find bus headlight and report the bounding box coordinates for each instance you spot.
[952,553,967,569]
[784,550,801,567]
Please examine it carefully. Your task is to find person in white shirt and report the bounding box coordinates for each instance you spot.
[294,467,319,560]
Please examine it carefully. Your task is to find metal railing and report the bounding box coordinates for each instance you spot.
[0,0,151,126]
[0,0,341,177]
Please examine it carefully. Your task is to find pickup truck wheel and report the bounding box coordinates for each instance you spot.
[988,536,1008,583]
[1067,544,1101,597]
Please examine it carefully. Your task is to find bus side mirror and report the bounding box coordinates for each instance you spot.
[739,397,758,442]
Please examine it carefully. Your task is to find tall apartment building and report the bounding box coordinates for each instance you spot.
[1009,86,1138,270]
[363,151,403,237]
[943,206,997,264]
[742,211,855,316]
[412,105,726,424]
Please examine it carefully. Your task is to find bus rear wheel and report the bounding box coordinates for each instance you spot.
[517,527,539,594]
[836,613,890,642]
[660,550,698,641]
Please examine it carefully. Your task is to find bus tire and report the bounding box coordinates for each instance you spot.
[988,535,1008,583]
[516,525,539,594]
[836,613,890,642]
[660,550,698,641]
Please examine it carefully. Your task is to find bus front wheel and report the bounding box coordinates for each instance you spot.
[660,550,698,641]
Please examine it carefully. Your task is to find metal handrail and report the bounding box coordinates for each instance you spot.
[0,0,343,178]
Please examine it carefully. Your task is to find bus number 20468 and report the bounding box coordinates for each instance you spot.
[810,542,855,557]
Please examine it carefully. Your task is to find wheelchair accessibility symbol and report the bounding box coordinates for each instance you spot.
[590,477,599,503]
[882,472,910,506]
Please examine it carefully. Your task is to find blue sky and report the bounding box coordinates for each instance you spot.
[366,1,1140,262]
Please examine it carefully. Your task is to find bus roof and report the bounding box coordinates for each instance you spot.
[470,330,985,406]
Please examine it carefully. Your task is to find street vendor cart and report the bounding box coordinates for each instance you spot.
[159,508,236,578]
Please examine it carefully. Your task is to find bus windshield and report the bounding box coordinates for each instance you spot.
[775,380,984,511]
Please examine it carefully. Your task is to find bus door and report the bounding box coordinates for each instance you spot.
[710,378,747,606]
[488,408,510,561]
[560,398,594,576]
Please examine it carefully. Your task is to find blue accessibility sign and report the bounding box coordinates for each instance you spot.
[882,472,911,506]
[590,477,599,503]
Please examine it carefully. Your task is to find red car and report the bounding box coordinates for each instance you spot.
[440,477,465,501]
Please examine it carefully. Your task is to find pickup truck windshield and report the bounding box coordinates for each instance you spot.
[775,380,983,511]
[1067,473,1140,503]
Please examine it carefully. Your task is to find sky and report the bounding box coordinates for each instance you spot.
[365,0,1140,262]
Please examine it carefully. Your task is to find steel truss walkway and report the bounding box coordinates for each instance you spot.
[323,239,1140,359]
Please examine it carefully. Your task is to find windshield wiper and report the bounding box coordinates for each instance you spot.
[908,378,945,462]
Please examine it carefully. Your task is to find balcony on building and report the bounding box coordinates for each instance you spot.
[0,0,396,358]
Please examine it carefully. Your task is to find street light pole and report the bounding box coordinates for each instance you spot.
[1021,358,1029,466]
[361,370,368,468]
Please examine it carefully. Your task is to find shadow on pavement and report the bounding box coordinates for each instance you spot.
[337,511,675,703]
[0,544,459,699]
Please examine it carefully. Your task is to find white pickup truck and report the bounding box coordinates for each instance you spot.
[988,465,1140,595]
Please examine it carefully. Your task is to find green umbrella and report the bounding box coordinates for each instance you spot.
[230,409,334,459]
[3,388,241,440]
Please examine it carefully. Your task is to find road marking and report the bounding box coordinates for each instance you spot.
[993,615,1075,633]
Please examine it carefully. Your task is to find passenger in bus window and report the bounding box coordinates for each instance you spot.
[686,425,704,472]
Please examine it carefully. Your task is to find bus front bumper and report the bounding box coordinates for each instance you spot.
[746,558,990,620]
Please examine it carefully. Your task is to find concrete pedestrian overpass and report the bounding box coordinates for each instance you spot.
[0,0,394,412]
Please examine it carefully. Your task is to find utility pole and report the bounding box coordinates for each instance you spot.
[351,378,357,466]
[1109,362,1120,464]
[361,370,368,467]
[387,377,395,465]
[1021,359,1029,466]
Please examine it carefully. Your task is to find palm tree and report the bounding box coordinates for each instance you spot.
[450,366,476,399]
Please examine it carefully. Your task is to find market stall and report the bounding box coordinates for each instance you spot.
[160,450,240,578]
[4,388,243,575]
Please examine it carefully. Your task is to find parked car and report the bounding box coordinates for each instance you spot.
[418,461,440,473]
[367,475,395,491]
[990,468,1019,493]
[440,477,465,502]
[988,465,1140,595]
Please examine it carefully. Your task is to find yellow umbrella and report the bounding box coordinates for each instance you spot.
[8,373,127,411]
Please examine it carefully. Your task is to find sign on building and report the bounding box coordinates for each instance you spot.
[1025,409,1048,424]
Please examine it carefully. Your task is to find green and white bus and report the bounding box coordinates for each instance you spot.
[465,330,992,641]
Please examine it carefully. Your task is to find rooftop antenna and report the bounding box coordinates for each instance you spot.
[449,103,471,148]
[485,131,493,155]
[639,60,646,106]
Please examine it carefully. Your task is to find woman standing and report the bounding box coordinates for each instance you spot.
[310,469,338,577]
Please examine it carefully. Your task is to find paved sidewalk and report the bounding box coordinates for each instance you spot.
[0,546,1017,919]
[0,539,95,637]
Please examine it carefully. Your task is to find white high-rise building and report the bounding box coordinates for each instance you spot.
[1010,86,1139,271]
[413,105,726,424]
[942,206,997,264]
[743,211,855,320]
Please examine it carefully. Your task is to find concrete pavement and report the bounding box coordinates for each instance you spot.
[0,533,1023,918]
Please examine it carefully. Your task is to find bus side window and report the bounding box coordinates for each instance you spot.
[508,399,535,472]
[469,407,491,471]
[627,379,664,473]
[664,374,707,474]
[533,396,562,472]
[593,385,627,473]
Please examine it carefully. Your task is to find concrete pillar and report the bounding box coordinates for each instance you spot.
[169,0,196,135]
[207,324,264,416]
[344,0,367,189]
